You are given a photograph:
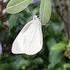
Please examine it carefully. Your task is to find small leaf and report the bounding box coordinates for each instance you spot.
[6,0,32,14]
[32,58,43,64]
[39,0,52,25]
[51,42,66,53]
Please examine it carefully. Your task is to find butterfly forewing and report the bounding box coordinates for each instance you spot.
[12,16,43,55]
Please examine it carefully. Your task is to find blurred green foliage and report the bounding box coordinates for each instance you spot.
[0,0,70,70]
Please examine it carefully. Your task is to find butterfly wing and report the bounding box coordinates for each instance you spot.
[12,16,43,55]
[11,20,33,54]
[24,18,43,55]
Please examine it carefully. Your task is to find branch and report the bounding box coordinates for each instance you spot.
[53,0,70,40]
[0,0,6,22]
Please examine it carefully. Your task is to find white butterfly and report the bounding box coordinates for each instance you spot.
[11,15,43,55]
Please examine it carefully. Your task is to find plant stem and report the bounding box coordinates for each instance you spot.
[0,0,6,22]
[53,0,70,40]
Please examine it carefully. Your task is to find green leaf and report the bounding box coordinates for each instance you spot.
[11,58,30,70]
[0,63,9,70]
[6,0,32,14]
[39,0,52,25]
[49,42,66,68]
[31,58,43,65]
[50,43,66,53]
[8,15,19,30]
[63,63,70,70]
